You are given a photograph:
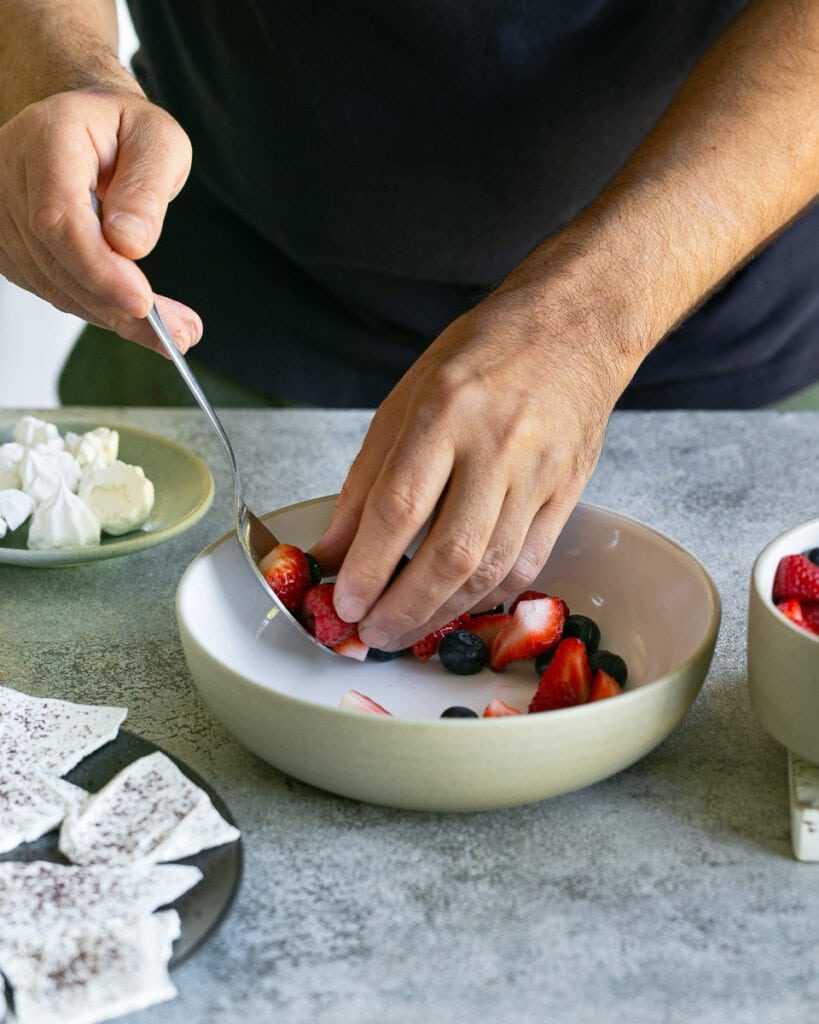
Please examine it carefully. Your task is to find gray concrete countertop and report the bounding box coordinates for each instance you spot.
[1,408,818,1024]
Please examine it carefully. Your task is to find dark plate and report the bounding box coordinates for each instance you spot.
[0,731,242,967]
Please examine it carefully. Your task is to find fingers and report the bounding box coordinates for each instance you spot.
[353,460,507,650]
[471,494,578,612]
[100,106,192,261]
[309,452,385,578]
[376,488,534,647]
[309,401,410,575]
[331,432,456,626]
[2,202,200,353]
[24,128,154,319]
[4,93,197,334]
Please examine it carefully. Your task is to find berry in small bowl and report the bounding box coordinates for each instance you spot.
[749,517,819,763]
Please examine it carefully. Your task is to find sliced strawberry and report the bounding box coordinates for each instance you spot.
[482,698,521,717]
[301,583,357,646]
[489,597,567,671]
[339,689,391,715]
[777,599,819,637]
[259,543,312,613]
[589,669,623,702]
[412,614,472,662]
[509,590,549,614]
[529,637,592,711]
[803,602,819,636]
[777,599,807,628]
[333,630,370,661]
[467,612,511,648]
[773,554,819,603]
[529,677,586,713]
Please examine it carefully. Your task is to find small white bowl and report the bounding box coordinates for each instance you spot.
[176,498,720,812]
[748,517,819,762]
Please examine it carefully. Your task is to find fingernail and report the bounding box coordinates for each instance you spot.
[360,627,389,650]
[335,594,367,623]
[185,320,199,345]
[107,212,149,247]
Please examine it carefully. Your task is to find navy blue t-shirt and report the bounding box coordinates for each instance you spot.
[128,0,819,408]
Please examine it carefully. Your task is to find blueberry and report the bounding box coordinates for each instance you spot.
[472,603,504,617]
[366,647,408,662]
[806,548,819,566]
[438,631,488,675]
[534,648,555,676]
[305,553,323,586]
[588,650,628,687]
[562,614,601,653]
[389,553,411,584]
[441,706,479,718]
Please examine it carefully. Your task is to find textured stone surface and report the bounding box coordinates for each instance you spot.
[1,408,818,1024]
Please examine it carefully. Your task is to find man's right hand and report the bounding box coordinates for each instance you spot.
[0,88,202,354]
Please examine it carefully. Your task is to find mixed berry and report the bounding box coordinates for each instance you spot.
[772,550,819,637]
[259,545,629,719]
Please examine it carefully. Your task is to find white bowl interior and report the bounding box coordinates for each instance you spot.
[178,500,717,720]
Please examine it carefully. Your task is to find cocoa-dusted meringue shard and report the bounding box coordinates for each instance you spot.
[59,752,240,866]
[0,685,126,776]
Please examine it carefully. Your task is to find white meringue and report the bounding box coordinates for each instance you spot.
[78,460,154,536]
[0,518,6,540]
[0,489,34,532]
[12,415,61,449]
[27,478,101,550]
[65,427,119,469]
[0,442,26,489]
[19,448,82,505]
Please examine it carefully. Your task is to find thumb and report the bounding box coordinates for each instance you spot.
[100,104,192,260]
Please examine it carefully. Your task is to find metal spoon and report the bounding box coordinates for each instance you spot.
[87,191,328,651]
[145,305,331,654]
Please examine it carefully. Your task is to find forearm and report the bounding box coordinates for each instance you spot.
[502,0,819,388]
[0,0,141,124]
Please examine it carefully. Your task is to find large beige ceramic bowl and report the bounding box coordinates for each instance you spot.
[748,517,819,762]
[176,498,720,812]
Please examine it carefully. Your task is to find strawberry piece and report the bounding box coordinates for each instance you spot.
[339,690,391,715]
[259,543,312,613]
[301,583,357,646]
[777,599,807,629]
[529,677,585,712]
[589,669,623,702]
[529,637,591,711]
[777,599,819,637]
[773,554,819,603]
[803,602,819,636]
[412,614,472,662]
[467,612,511,648]
[509,590,549,614]
[482,698,521,717]
[332,630,370,661]
[489,597,567,671]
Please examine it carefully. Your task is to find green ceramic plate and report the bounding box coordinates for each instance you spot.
[0,416,214,567]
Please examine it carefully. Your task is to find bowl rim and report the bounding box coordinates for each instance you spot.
[176,497,722,727]
[751,515,819,646]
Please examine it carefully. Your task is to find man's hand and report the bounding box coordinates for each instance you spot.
[0,87,201,354]
[312,282,634,651]
[314,0,819,651]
